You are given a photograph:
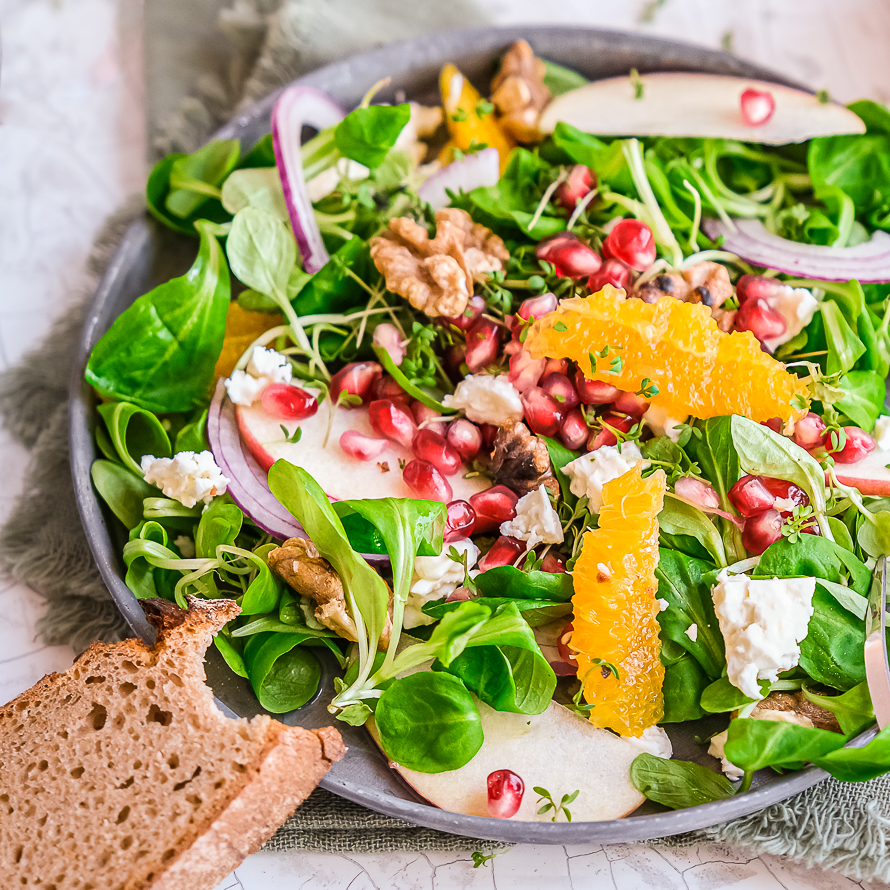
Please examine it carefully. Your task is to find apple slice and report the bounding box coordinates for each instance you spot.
[371,700,645,822]
[539,73,866,144]
[834,448,890,496]
[236,398,490,502]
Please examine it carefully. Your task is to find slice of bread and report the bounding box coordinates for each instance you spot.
[0,596,345,889]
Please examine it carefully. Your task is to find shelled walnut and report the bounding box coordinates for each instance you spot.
[487,420,558,498]
[635,262,736,331]
[491,40,550,142]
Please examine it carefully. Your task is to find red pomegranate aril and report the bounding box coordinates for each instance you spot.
[729,475,776,517]
[742,508,784,555]
[508,345,546,393]
[574,369,619,405]
[613,390,650,418]
[441,294,486,332]
[541,552,567,573]
[792,412,829,451]
[411,400,447,436]
[536,232,602,279]
[541,372,580,410]
[674,477,721,510]
[762,417,783,434]
[761,478,809,512]
[535,231,574,262]
[339,430,387,461]
[560,408,589,450]
[478,423,498,454]
[413,428,462,476]
[487,769,525,819]
[478,536,526,571]
[329,361,382,406]
[831,427,877,464]
[740,88,776,127]
[443,344,467,382]
[368,399,416,449]
[260,383,318,420]
[735,274,786,306]
[556,622,577,665]
[521,387,565,437]
[735,298,787,347]
[403,459,453,502]
[554,164,596,213]
[446,586,475,602]
[543,358,569,377]
[446,419,482,461]
[470,485,519,534]
[371,374,407,404]
[517,292,558,322]
[465,318,501,373]
[587,258,632,292]
[589,412,634,450]
[444,500,476,542]
[603,219,657,271]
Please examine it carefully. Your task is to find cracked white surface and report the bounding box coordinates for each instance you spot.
[2,0,890,887]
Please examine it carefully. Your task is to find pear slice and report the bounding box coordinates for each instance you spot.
[539,73,865,144]
[833,448,890,496]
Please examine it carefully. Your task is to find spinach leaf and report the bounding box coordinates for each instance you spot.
[474,565,574,602]
[166,139,241,219]
[809,132,890,211]
[292,238,371,316]
[838,370,885,429]
[804,681,874,737]
[239,558,284,616]
[91,460,158,529]
[220,167,288,220]
[542,436,580,507]
[195,499,243,558]
[551,123,632,189]
[700,675,766,713]
[434,645,556,715]
[661,655,709,722]
[821,300,866,374]
[85,220,230,413]
[799,587,866,690]
[334,104,411,169]
[724,717,844,771]
[146,154,231,235]
[849,100,890,136]
[755,535,871,595]
[243,631,321,713]
[629,754,736,809]
[175,409,208,453]
[685,416,740,511]
[815,725,890,781]
[658,496,726,567]
[373,672,483,772]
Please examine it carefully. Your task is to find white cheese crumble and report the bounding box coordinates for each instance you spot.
[404,538,480,628]
[762,285,819,352]
[225,346,293,406]
[141,451,229,508]
[644,403,687,443]
[773,496,795,513]
[874,416,890,450]
[499,484,564,548]
[656,598,669,612]
[442,374,524,425]
[711,570,815,700]
[686,623,699,642]
[623,725,673,759]
[563,443,645,513]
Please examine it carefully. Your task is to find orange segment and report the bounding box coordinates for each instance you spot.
[525,285,808,424]
[213,302,284,380]
[571,464,666,737]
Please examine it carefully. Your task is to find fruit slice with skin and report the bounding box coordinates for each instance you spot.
[236,398,490,502]
[369,698,644,821]
[539,73,866,144]
[524,285,809,425]
[832,448,890,496]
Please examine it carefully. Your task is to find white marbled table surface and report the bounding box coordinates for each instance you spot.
[3,0,890,887]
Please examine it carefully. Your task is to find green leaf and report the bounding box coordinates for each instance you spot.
[337,702,373,726]
[629,753,736,810]
[175,409,209,453]
[213,633,248,679]
[551,123,631,189]
[243,632,321,713]
[91,459,159,529]
[821,300,866,374]
[542,436,580,506]
[334,104,411,169]
[226,206,296,307]
[541,59,588,96]
[85,221,230,413]
[684,416,740,512]
[700,675,765,713]
[146,153,232,235]
[424,597,571,627]
[220,167,288,220]
[291,238,371,316]
[373,672,483,772]
[658,496,727,568]
[474,564,574,602]
[755,534,871,596]
[804,681,874,737]
[724,716,845,772]
[165,139,241,219]
[96,402,171,476]
[195,499,243,558]
[837,370,885,429]
[858,510,890,558]
[661,655,709,722]
[799,587,866,690]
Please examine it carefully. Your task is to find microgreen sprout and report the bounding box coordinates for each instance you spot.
[588,344,624,375]
[450,108,468,123]
[471,852,498,869]
[781,504,818,543]
[534,786,580,822]
[636,377,659,399]
[629,68,644,99]
[475,98,494,117]
[446,546,478,593]
[279,425,303,444]
[521,549,544,572]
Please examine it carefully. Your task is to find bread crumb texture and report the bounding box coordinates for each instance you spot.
[0,597,345,890]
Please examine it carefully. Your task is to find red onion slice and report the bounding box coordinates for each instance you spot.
[702,217,890,282]
[417,147,501,210]
[271,85,345,273]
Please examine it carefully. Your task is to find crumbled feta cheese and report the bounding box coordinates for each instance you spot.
[686,623,699,642]
[773,496,795,513]
[404,538,480,628]
[141,451,229,508]
[225,369,268,406]
[644,403,687,443]
[173,535,196,558]
[656,598,669,612]
[762,286,819,352]
[875,416,890,450]
[563,443,645,513]
[225,346,292,406]
[442,374,524,425]
[499,484,564,548]
[623,726,673,759]
[711,570,815,700]
[708,708,815,780]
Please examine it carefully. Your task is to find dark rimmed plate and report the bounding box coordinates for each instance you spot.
[70,24,866,844]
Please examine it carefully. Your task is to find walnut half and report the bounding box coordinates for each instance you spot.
[370,208,508,319]
[491,40,549,142]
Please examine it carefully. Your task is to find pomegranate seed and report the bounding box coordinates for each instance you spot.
[589,413,634,450]
[742,508,784,555]
[470,486,519,534]
[729,475,776,517]
[543,358,569,376]
[736,274,785,306]
[487,769,525,819]
[762,417,783,434]
[674,477,721,510]
[508,344,546,393]
[441,294,486,332]
[761,478,809,513]
[536,232,602,279]
[735,298,787,348]
[444,500,476,542]
[413,428,462,476]
[587,257,632,292]
[411,400,447,436]
[540,372,580,410]
[443,344,467,382]
[521,387,565,437]
[403,459,453,502]
[541,552,567,573]
[478,423,498,454]
[740,88,776,127]
[613,390,650,418]
[369,399,416,448]
[831,427,876,464]
[478,536,526,571]
[556,622,577,665]
[554,165,596,213]
[372,323,406,365]
[446,419,482,461]
[446,586,475,602]
[371,374,407,404]
[574,369,619,405]
[260,383,318,420]
[603,219,657,271]
[329,361,382,406]
[560,408,589,450]
[339,430,387,461]
[517,292,558,322]
[465,318,501,373]
[792,413,829,452]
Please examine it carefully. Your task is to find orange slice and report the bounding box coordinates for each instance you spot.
[524,285,808,424]
[571,464,666,737]
[213,302,284,381]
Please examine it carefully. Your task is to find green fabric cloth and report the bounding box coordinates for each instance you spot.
[3,0,890,876]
